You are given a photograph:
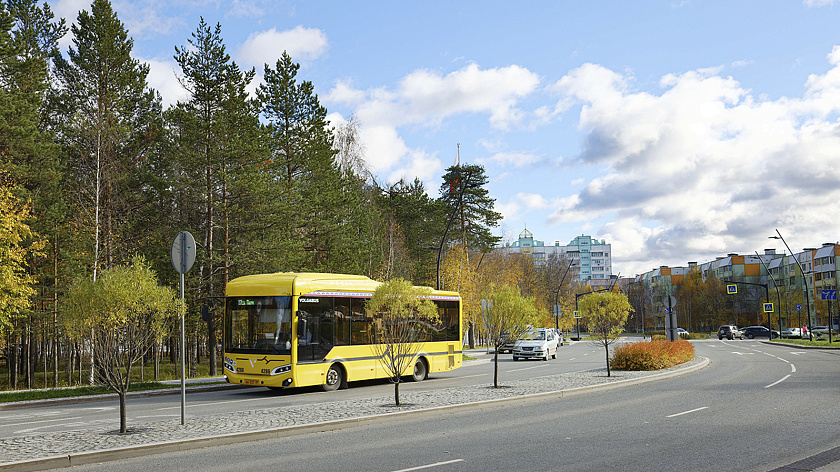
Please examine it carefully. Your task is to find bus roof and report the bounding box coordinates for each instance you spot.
[225,272,458,299]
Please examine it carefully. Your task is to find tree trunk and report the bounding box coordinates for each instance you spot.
[118,391,127,433]
[10,334,17,389]
[605,342,611,377]
[493,349,499,388]
[394,379,400,406]
[154,342,160,380]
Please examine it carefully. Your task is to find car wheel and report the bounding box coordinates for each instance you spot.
[747,333,754,339]
[321,364,343,392]
[411,358,427,382]
[718,336,723,340]
[513,356,519,361]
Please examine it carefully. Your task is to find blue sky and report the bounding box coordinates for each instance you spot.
[49,0,840,276]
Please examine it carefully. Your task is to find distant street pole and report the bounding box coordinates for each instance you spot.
[770,230,812,341]
[171,231,196,426]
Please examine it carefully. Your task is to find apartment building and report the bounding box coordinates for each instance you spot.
[501,229,613,283]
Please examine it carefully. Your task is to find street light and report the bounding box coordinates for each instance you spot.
[552,259,577,333]
[756,251,783,340]
[769,230,813,341]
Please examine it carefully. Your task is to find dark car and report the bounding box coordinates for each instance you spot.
[718,325,743,340]
[741,325,780,339]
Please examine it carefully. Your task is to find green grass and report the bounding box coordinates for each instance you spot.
[1,357,224,393]
[771,338,840,347]
[0,381,179,403]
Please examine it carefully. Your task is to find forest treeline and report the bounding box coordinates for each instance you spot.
[0,0,524,390]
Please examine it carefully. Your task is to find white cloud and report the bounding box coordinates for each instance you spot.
[328,62,540,190]
[350,63,540,131]
[479,151,542,168]
[323,79,366,106]
[544,49,840,273]
[237,26,328,68]
[143,57,188,107]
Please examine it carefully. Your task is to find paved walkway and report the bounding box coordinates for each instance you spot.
[0,354,708,471]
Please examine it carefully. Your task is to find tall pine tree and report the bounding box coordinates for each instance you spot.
[168,18,265,375]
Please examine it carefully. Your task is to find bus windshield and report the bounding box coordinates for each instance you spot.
[225,296,292,354]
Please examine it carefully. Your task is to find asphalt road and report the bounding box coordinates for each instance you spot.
[16,339,839,472]
[0,339,610,438]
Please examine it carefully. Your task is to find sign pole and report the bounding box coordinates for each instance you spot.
[180,268,185,425]
[171,231,195,427]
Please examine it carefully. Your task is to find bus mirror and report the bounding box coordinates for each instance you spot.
[297,317,307,338]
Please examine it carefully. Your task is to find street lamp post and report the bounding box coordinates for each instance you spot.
[770,229,813,341]
[552,259,577,333]
[756,251,784,339]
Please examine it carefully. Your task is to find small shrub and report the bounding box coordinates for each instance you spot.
[611,339,695,371]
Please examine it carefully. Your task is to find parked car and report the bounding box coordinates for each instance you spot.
[551,328,565,346]
[741,325,780,339]
[811,326,836,337]
[513,328,559,361]
[677,328,689,339]
[498,335,517,354]
[718,325,743,340]
[781,327,803,338]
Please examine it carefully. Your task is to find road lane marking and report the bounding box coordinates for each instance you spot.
[392,459,464,472]
[790,364,796,373]
[3,416,85,427]
[508,364,547,372]
[667,406,708,418]
[765,375,790,388]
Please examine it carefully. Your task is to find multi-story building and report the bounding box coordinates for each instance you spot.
[633,244,840,331]
[501,229,613,283]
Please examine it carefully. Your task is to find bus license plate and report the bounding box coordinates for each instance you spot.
[243,379,259,385]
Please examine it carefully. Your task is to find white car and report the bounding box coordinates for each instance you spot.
[781,327,803,338]
[513,328,559,361]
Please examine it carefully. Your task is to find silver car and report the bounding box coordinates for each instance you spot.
[513,328,559,361]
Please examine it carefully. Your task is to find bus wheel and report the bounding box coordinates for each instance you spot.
[411,358,427,382]
[322,364,343,391]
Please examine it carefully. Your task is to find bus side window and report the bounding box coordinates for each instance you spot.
[335,298,351,346]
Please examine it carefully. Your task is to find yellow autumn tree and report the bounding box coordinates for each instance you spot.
[579,290,633,377]
[0,175,43,333]
[63,256,182,433]
[366,278,439,406]
[481,283,540,387]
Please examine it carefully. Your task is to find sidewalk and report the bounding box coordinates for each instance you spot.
[0,354,708,471]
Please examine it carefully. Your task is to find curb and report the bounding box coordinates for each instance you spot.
[760,340,840,350]
[0,357,709,471]
[0,383,240,411]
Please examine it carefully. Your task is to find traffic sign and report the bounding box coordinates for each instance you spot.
[171,231,196,274]
[763,303,774,313]
[574,310,581,318]
[821,289,837,301]
[727,284,737,294]
[796,304,803,311]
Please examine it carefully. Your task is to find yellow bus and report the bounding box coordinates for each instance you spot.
[223,272,462,391]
